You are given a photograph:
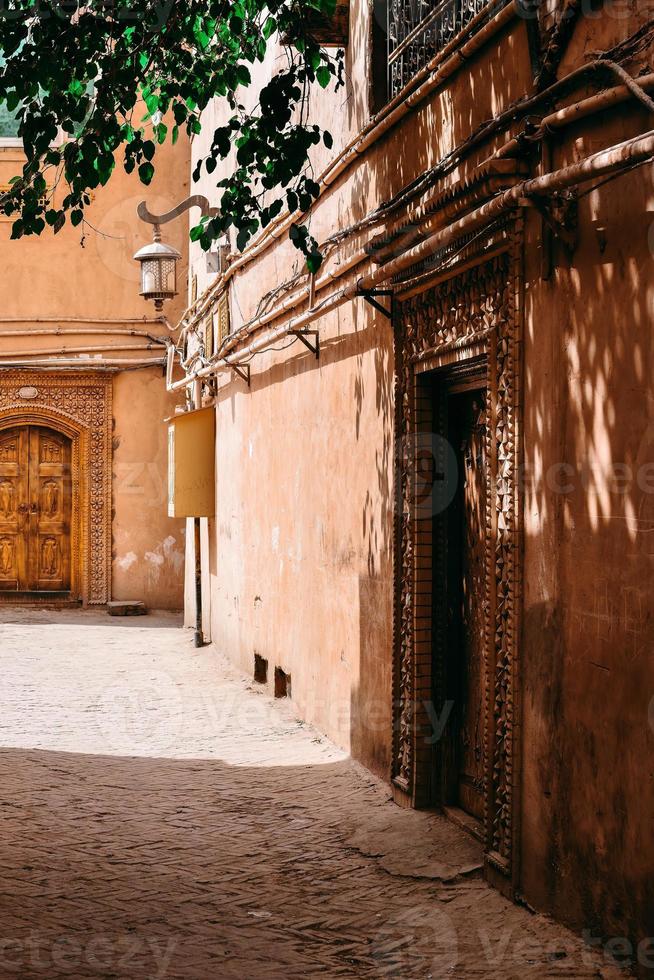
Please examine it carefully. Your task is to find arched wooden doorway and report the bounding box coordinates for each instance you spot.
[0,424,73,595]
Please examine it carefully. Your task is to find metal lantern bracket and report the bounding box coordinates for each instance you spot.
[137,195,220,229]
[359,288,394,319]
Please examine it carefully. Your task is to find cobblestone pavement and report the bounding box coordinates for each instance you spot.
[0,609,621,979]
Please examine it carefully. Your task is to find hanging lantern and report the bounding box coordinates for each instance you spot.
[135,197,219,312]
[133,232,182,311]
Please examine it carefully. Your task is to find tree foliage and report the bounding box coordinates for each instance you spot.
[0,0,344,270]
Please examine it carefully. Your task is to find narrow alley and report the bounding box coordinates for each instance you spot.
[0,611,620,979]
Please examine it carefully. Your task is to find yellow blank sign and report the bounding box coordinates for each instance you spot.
[167,406,215,517]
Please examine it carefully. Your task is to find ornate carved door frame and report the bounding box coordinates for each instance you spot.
[391,219,523,894]
[0,372,112,605]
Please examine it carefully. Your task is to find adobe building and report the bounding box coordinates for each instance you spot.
[166,0,654,962]
[0,110,189,608]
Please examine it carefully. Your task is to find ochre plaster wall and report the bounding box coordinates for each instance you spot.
[0,123,190,609]
[0,129,190,323]
[112,370,185,610]
[209,301,395,777]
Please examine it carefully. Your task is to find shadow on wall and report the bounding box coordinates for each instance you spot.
[520,133,654,952]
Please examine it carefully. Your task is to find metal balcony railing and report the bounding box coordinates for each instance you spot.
[387,0,500,99]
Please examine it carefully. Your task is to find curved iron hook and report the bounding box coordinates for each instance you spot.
[137,195,220,226]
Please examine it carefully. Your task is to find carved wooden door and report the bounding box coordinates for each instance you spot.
[446,387,487,822]
[0,425,71,592]
[29,427,72,591]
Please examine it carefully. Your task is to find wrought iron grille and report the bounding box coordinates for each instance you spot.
[387,0,501,99]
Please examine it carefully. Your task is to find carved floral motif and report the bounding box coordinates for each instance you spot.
[0,480,15,517]
[0,536,14,575]
[41,536,59,576]
[0,439,17,462]
[41,440,62,463]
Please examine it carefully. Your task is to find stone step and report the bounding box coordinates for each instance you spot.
[107,600,147,616]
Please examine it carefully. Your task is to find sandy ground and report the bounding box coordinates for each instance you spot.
[0,608,623,978]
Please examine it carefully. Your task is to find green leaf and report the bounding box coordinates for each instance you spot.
[138,162,155,185]
[236,65,251,87]
[236,226,250,251]
[316,66,331,88]
[306,252,323,273]
[173,103,188,125]
[144,92,160,116]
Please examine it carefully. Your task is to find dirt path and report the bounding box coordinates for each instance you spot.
[0,609,621,978]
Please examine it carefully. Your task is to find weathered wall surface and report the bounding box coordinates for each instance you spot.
[518,9,654,957]
[521,144,654,954]
[0,125,190,609]
[208,301,395,775]
[112,369,185,609]
[184,0,654,957]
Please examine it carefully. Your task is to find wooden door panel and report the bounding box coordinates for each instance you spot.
[457,389,486,820]
[445,387,487,823]
[0,428,29,589]
[29,427,71,592]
